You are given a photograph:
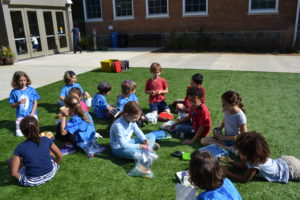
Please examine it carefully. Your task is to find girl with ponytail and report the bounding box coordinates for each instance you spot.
[201,90,247,152]
[9,116,62,186]
[58,95,101,158]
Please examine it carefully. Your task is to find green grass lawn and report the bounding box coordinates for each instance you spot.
[0,68,299,200]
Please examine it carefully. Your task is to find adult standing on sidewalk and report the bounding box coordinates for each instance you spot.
[70,23,82,54]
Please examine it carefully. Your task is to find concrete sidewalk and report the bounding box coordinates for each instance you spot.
[1,47,300,100]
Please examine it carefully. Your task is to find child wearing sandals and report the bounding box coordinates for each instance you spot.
[222,131,300,183]
[9,71,40,137]
[201,90,247,152]
[9,116,62,186]
[110,101,159,161]
[189,150,242,200]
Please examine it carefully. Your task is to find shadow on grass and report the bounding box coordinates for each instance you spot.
[39,102,58,113]
[0,120,15,134]
[0,162,16,186]
[97,146,134,172]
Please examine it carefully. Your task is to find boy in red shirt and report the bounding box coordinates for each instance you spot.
[145,63,171,114]
[171,86,211,144]
[174,73,206,112]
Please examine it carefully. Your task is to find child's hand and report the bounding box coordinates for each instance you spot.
[108,106,114,111]
[182,139,194,144]
[156,90,161,95]
[151,90,157,95]
[84,92,91,99]
[59,106,69,117]
[213,133,224,140]
[19,98,26,104]
[140,144,149,150]
[143,139,150,145]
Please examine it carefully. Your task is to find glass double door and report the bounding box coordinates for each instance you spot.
[10,8,69,59]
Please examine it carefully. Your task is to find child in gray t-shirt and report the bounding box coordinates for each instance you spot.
[222,132,300,183]
[201,90,247,151]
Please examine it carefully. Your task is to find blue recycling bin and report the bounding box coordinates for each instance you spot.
[110,32,119,48]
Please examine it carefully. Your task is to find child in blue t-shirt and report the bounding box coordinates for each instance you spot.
[59,95,100,158]
[9,116,62,186]
[189,151,241,200]
[92,81,115,119]
[116,80,138,111]
[9,71,40,137]
[58,70,90,106]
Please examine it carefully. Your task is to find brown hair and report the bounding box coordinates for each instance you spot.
[235,131,270,165]
[189,151,224,190]
[222,90,246,113]
[68,87,82,98]
[123,101,141,116]
[20,116,40,144]
[63,70,76,84]
[121,80,131,97]
[64,95,90,123]
[11,71,32,88]
[187,86,204,99]
[150,62,162,73]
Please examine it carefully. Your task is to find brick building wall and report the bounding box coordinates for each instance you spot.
[82,0,298,50]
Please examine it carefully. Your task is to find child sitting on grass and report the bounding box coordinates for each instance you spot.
[68,87,88,112]
[92,81,115,119]
[116,80,138,111]
[58,70,90,106]
[222,131,300,183]
[9,116,62,186]
[174,73,206,113]
[145,63,171,114]
[9,71,40,137]
[58,95,99,158]
[110,101,159,161]
[189,151,242,200]
[171,86,211,144]
[117,80,148,125]
[201,90,247,152]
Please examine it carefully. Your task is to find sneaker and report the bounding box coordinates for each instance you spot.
[153,142,160,151]
[60,145,76,155]
[16,130,24,137]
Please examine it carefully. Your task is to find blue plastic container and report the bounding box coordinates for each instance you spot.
[110,32,119,48]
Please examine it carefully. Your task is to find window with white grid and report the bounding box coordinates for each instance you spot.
[84,0,102,21]
[113,0,134,19]
[249,0,279,14]
[183,0,208,16]
[146,0,168,17]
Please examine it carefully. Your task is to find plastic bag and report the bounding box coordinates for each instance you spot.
[78,139,106,159]
[128,150,158,178]
[145,112,158,124]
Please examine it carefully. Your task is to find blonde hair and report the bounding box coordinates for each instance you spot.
[11,71,32,88]
[64,95,90,123]
[150,63,162,73]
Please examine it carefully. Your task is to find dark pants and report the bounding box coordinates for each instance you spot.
[56,123,77,145]
[73,38,82,53]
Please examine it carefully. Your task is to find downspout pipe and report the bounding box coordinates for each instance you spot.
[292,0,300,47]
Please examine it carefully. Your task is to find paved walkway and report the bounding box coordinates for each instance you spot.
[1,47,300,100]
